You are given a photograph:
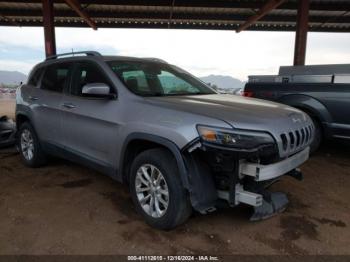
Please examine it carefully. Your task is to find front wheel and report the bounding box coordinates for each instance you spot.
[129,148,192,230]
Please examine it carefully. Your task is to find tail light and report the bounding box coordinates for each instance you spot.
[242,91,254,97]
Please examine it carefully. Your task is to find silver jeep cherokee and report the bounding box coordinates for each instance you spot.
[16,51,313,229]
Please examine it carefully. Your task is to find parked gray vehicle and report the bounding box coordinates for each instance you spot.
[16,51,314,229]
[245,64,350,152]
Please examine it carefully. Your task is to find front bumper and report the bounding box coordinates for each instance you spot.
[239,147,310,181]
[183,137,310,216]
[217,147,309,209]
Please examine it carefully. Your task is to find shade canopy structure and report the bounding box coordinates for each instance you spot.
[0,0,349,31]
[0,0,349,64]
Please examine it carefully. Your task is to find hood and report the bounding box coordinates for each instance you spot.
[145,94,310,134]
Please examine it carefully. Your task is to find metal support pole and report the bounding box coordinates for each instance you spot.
[42,0,56,57]
[293,0,310,66]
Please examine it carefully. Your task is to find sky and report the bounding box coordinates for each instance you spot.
[0,26,349,81]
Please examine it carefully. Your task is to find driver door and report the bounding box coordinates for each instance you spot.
[59,60,121,169]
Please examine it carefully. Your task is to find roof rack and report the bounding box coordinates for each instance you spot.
[45,51,102,61]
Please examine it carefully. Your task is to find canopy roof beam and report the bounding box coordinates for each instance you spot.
[236,0,285,33]
[4,1,350,12]
[63,0,97,30]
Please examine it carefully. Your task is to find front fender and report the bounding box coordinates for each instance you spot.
[119,133,190,188]
[119,133,217,213]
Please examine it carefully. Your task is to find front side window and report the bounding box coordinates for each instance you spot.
[41,63,70,93]
[70,61,113,96]
[122,70,150,93]
[108,61,216,96]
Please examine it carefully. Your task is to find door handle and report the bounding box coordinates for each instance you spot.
[62,103,76,109]
[29,96,39,101]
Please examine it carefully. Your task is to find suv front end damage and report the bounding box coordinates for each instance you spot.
[183,124,313,221]
[17,51,316,229]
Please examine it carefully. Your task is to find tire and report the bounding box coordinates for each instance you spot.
[17,122,47,167]
[310,117,322,153]
[129,148,192,230]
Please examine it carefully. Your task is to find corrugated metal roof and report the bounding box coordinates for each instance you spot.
[0,0,349,32]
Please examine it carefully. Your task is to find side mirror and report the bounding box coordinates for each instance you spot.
[82,83,116,99]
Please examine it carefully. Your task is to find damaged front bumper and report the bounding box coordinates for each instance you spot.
[239,147,309,182]
[183,139,310,221]
[217,147,309,206]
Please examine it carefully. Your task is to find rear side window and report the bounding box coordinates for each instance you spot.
[27,67,44,87]
[41,63,71,93]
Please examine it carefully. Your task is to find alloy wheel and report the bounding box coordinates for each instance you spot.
[21,129,34,161]
[135,164,169,218]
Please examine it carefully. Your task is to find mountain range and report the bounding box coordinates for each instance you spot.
[0,71,27,86]
[200,74,245,90]
[0,70,244,91]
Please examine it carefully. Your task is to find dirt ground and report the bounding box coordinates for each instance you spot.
[0,142,349,255]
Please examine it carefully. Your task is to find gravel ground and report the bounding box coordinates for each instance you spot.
[0,142,349,255]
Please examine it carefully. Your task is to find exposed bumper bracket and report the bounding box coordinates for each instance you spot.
[218,184,263,207]
[239,147,309,181]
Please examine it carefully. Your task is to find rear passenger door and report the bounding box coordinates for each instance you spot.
[59,60,121,169]
[30,62,71,146]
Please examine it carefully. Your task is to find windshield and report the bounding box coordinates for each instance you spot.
[107,60,216,97]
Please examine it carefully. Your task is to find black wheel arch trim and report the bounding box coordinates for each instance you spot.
[119,133,219,213]
[278,94,332,123]
[16,110,34,129]
[119,132,190,188]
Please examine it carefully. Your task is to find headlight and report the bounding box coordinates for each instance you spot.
[197,125,275,149]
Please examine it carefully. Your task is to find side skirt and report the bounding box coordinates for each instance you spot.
[41,141,119,181]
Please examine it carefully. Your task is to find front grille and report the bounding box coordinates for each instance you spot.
[280,125,314,156]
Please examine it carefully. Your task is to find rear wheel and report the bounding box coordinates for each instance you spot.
[18,122,47,167]
[129,148,192,230]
